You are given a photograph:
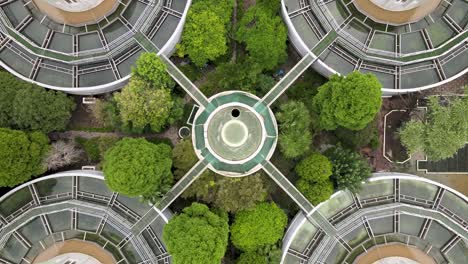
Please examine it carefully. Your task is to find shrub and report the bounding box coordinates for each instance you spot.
[231,202,287,251]
[0,128,49,187]
[163,203,229,264]
[46,140,83,170]
[103,138,173,197]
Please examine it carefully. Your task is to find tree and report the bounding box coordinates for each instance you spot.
[237,252,267,264]
[335,118,380,150]
[296,179,334,205]
[103,138,173,197]
[231,202,287,251]
[0,128,49,187]
[114,77,174,133]
[172,139,198,178]
[326,145,371,193]
[177,0,232,66]
[276,101,312,158]
[399,120,425,154]
[132,52,174,88]
[163,203,229,264]
[182,172,268,213]
[400,97,468,160]
[295,153,334,205]
[46,140,83,170]
[312,71,382,131]
[12,86,75,133]
[295,153,332,182]
[236,5,287,71]
[0,72,25,127]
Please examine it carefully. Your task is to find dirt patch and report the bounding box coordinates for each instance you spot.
[384,110,410,163]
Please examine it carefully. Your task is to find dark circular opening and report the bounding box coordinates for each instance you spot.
[231,108,240,118]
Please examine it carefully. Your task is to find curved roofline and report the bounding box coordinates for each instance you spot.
[0,0,192,95]
[0,170,169,223]
[280,172,467,263]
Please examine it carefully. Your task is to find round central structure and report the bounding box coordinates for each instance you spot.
[45,0,104,12]
[221,120,249,147]
[192,91,278,177]
[207,105,263,161]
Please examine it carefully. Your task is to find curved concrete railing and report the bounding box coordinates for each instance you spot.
[280,172,468,263]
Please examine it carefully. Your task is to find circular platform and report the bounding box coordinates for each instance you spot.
[354,0,443,24]
[192,91,278,177]
[33,0,117,25]
[45,0,104,12]
[33,240,116,264]
[356,244,436,264]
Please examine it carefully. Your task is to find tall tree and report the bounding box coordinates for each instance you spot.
[0,128,49,187]
[295,153,334,205]
[177,0,233,66]
[326,145,371,193]
[103,138,173,197]
[312,71,382,131]
[12,86,75,133]
[236,5,287,71]
[400,97,468,160]
[182,172,268,213]
[172,139,199,178]
[114,77,174,133]
[231,202,287,251]
[276,101,312,158]
[132,52,174,88]
[163,203,229,264]
[0,72,24,127]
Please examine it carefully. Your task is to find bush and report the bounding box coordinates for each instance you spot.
[312,72,382,131]
[295,153,334,205]
[132,52,174,89]
[172,139,198,179]
[231,202,287,251]
[399,97,468,160]
[163,203,229,264]
[237,252,267,264]
[276,101,312,158]
[326,145,371,193]
[335,118,379,150]
[103,138,173,197]
[0,128,49,187]
[46,140,83,170]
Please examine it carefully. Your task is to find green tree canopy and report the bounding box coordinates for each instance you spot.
[0,128,49,187]
[182,172,267,213]
[172,139,199,178]
[177,0,232,66]
[326,145,371,193]
[132,52,174,88]
[12,86,75,133]
[231,202,287,251]
[114,77,174,133]
[103,138,173,197]
[296,179,334,205]
[276,101,312,158]
[399,97,468,160]
[312,72,382,131]
[236,5,287,71]
[295,153,334,205]
[237,252,268,264]
[0,72,24,127]
[295,153,332,182]
[163,202,229,264]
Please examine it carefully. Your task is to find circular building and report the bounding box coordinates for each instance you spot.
[281,0,468,95]
[192,91,278,177]
[0,0,190,94]
[281,173,468,263]
[0,170,171,263]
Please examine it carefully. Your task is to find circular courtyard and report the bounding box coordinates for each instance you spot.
[192,91,278,177]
